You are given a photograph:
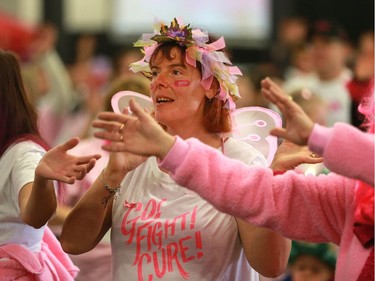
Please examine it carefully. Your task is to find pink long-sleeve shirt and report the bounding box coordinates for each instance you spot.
[159,123,374,281]
[308,123,374,186]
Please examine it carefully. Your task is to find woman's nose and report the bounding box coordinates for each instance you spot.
[151,73,169,89]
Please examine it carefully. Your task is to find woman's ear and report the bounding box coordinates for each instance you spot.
[205,88,216,100]
[205,78,219,100]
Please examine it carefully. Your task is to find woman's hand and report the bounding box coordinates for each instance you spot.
[35,137,101,184]
[261,77,315,146]
[271,140,323,171]
[93,99,175,159]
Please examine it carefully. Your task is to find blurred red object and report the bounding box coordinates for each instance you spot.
[0,11,36,59]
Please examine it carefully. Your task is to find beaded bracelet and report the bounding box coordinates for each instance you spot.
[100,169,122,199]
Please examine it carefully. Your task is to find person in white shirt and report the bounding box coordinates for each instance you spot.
[61,18,292,281]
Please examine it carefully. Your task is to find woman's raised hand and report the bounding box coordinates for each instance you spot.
[93,99,175,159]
[261,77,315,146]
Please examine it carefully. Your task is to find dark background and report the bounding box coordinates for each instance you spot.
[43,0,374,65]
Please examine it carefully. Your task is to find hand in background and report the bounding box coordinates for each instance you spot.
[270,140,323,171]
[261,77,315,146]
[35,137,101,184]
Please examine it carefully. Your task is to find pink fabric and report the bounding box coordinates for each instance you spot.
[0,245,43,280]
[354,181,374,247]
[0,227,78,281]
[357,248,374,281]
[159,136,373,280]
[308,123,374,186]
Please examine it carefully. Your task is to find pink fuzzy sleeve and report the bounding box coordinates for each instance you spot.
[160,137,355,243]
[309,123,374,186]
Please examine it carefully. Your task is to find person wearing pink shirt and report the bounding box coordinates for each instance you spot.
[93,77,373,280]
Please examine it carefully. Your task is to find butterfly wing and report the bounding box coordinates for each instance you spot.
[231,106,282,165]
[111,91,153,114]
[111,93,281,165]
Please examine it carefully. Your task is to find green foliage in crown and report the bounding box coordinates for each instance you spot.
[151,18,194,47]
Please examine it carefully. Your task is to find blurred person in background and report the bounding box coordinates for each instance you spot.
[284,241,336,281]
[283,42,315,81]
[26,22,79,146]
[0,49,100,280]
[235,71,270,109]
[110,48,144,82]
[346,30,374,129]
[56,33,112,143]
[0,14,79,146]
[288,89,328,127]
[21,58,50,107]
[283,19,353,126]
[269,16,310,79]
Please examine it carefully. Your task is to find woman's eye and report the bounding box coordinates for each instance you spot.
[151,71,158,77]
[172,69,182,75]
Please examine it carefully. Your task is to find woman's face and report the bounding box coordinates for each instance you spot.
[149,47,208,131]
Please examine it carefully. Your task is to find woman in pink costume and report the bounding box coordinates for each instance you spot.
[92,76,374,281]
[0,49,101,280]
[61,18,293,281]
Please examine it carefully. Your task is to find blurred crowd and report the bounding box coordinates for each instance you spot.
[2,13,373,144]
[1,11,373,281]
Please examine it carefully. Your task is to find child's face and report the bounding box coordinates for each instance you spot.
[290,255,334,281]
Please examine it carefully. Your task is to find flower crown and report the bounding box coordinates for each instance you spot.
[129,18,242,110]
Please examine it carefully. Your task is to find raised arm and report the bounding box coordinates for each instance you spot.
[261,77,374,186]
[91,101,174,158]
[308,123,374,186]
[60,132,146,254]
[60,164,118,254]
[95,101,293,277]
[92,100,350,243]
[261,77,314,146]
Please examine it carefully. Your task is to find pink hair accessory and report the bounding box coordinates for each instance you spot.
[206,36,226,51]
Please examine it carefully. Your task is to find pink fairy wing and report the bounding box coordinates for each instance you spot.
[111,91,153,114]
[231,107,282,165]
